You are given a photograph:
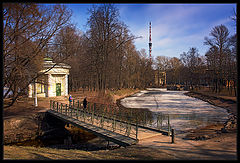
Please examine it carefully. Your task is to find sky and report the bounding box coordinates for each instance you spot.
[64,3,236,59]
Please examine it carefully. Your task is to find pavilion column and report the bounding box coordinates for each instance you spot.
[65,74,68,96]
[48,74,52,97]
[28,84,33,98]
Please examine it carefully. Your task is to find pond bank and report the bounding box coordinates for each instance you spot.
[183,91,237,140]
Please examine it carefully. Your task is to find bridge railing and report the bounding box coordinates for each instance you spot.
[50,99,172,139]
[86,101,172,135]
[49,100,139,141]
[85,101,172,134]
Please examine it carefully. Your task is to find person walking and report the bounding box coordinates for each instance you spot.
[83,97,87,109]
[69,94,72,106]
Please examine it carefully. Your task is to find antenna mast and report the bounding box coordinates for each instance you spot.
[149,22,152,61]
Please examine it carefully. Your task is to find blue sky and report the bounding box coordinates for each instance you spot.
[64,3,236,59]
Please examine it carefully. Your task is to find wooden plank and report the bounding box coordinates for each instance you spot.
[47,110,136,146]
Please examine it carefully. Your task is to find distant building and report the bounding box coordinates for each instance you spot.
[154,70,166,87]
[28,58,71,97]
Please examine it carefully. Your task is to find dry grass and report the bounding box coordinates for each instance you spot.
[3,145,107,160]
[3,143,174,160]
[69,88,140,105]
[192,87,236,101]
[107,88,140,103]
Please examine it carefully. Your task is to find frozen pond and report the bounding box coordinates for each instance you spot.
[120,88,229,136]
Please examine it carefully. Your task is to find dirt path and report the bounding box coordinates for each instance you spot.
[137,132,237,159]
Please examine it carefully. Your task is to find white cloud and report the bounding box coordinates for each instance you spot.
[118,4,236,59]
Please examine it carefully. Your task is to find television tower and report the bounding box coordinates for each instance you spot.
[149,22,152,61]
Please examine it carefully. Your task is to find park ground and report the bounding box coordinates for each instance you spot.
[3,88,237,160]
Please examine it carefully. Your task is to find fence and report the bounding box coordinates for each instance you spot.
[49,99,172,140]
[50,100,139,140]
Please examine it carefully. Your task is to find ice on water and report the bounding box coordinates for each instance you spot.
[121,88,229,135]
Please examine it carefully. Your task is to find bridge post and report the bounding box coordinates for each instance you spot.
[76,105,78,119]
[50,100,52,110]
[56,102,58,112]
[91,105,94,125]
[112,115,116,132]
[105,106,109,126]
[65,104,67,115]
[61,103,63,114]
[83,107,86,122]
[52,100,54,110]
[94,103,96,112]
[73,99,75,107]
[87,102,90,114]
[68,103,70,115]
[77,100,80,108]
[157,114,160,129]
[126,117,130,136]
[96,110,99,126]
[67,103,69,115]
[136,118,138,141]
[100,113,103,128]
[119,112,122,133]
[129,117,132,136]
[171,128,175,143]
[73,104,75,115]
[168,114,170,136]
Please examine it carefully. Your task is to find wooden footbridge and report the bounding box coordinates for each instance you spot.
[47,100,174,147]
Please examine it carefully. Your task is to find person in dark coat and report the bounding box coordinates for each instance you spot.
[83,97,87,109]
[69,94,72,105]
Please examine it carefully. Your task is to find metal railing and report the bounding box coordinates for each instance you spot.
[49,99,172,141]
[50,100,139,141]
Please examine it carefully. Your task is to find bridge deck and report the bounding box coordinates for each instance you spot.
[48,100,173,146]
[47,110,137,147]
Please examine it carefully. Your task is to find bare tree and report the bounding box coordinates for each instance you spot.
[84,4,138,91]
[204,24,231,93]
[180,47,204,89]
[3,3,72,108]
[50,24,84,92]
[166,57,183,85]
